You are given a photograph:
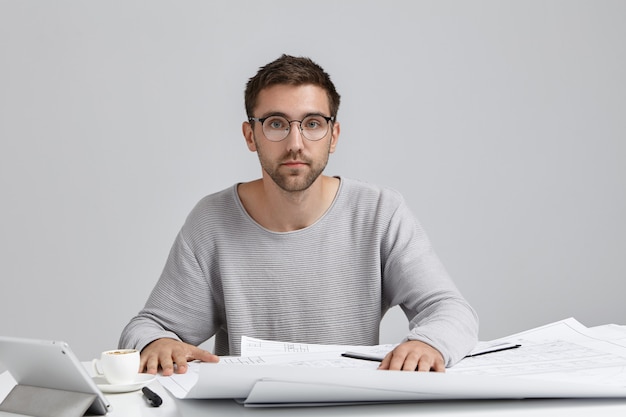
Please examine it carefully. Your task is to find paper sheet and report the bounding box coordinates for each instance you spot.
[240,335,522,361]
[448,318,626,387]
[158,317,626,404]
[160,360,626,404]
[240,336,395,356]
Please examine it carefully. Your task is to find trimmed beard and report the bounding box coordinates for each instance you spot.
[253,135,331,193]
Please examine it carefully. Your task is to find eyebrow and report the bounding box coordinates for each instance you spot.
[258,111,329,119]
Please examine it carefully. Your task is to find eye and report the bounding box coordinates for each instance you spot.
[303,116,324,130]
[265,116,288,130]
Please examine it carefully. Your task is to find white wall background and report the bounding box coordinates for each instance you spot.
[1,0,624,361]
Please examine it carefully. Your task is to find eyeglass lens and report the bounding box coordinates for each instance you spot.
[262,115,330,141]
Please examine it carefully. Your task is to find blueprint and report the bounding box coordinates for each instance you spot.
[158,318,626,405]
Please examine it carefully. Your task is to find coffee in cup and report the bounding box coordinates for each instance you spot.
[92,349,140,385]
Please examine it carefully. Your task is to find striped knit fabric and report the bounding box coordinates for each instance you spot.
[119,177,478,366]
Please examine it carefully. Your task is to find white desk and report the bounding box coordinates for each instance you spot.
[106,381,626,417]
[3,371,626,417]
[1,366,626,417]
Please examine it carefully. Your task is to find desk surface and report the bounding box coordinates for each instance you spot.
[2,369,626,417]
[108,380,626,417]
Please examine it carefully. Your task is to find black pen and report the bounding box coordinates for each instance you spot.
[341,351,384,362]
[465,344,522,358]
[142,386,163,407]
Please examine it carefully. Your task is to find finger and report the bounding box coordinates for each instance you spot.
[416,357,433,372]
[144,354,160,375]
[415,355,446,372]
[388,351,409,371]
[378,352,392,370]
[171,349,190,374]
[401,354,419,371]
[431,356,446,373]
[139,355,148,373]
[159,352,176,376]
[192,348,220,363]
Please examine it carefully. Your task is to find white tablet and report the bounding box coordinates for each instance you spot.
[0,336,110,415]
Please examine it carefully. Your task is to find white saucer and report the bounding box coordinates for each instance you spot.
[93,373,155,393]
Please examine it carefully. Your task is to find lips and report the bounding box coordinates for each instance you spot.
[281,160,308,167]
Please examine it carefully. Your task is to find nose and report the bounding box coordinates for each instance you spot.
[285,120,304,152]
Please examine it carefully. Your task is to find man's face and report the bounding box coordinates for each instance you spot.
[243,84,339,193]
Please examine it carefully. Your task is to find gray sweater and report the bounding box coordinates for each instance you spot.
[119,177,478,366]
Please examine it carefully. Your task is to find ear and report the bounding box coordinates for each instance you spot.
[329,121,340,154]
[242,121,257,152]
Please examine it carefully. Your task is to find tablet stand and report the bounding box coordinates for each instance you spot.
[0,384,97,417]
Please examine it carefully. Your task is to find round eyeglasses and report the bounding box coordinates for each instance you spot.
[248,114,335,142]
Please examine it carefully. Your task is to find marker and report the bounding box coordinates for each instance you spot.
[142,386,163,407]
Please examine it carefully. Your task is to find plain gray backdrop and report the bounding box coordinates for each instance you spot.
[1,0,624,361]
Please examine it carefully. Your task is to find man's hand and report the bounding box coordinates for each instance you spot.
[378,340,445,372]
[140,338,219,376]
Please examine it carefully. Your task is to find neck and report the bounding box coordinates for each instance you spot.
[238,175,340,232]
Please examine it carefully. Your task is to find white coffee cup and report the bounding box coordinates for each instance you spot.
[92,349,140,385]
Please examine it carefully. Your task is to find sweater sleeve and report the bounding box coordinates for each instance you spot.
[118,229,218,352]
[381,193,479,367]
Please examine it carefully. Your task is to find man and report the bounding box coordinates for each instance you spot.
[119,54,479,375]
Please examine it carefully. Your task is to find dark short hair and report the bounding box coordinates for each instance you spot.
[244,54,341,119]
